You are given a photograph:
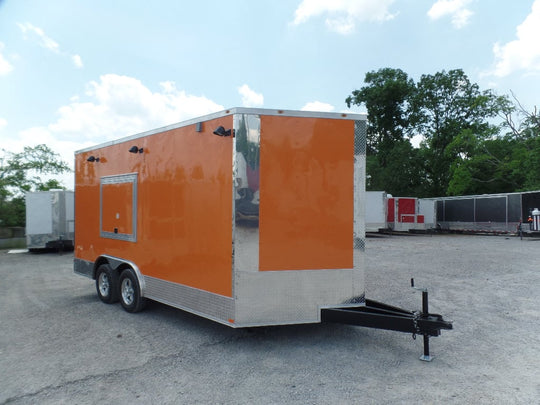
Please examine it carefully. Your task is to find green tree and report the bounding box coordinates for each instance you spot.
[446,129,523,195]
[410,69,504,196]
[347,68,539,198]
[502,101,540,190]
[346,68,422,196]
[442,94,540,195]
[0,144,70,227]
[366,139,425,196]
[346,68,415,157]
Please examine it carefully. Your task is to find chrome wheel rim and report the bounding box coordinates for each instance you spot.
[98,272,110,297]
[121,278,134,305]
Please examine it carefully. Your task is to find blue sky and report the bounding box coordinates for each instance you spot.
[1,0,540,188]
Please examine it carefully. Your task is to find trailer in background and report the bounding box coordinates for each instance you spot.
[436,191,540,234]
[387,197,432,232]
[418,198,437,230]
[365,194,435,233]
[26,190,74,251]
[365,191,388,232]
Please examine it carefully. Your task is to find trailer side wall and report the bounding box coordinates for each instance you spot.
[75,116,234,297]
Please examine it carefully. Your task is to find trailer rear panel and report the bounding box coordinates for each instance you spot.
[26,190,74,250]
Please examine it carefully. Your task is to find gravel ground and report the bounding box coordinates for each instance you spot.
[0,234,539,404]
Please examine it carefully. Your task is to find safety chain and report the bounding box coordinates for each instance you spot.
[412,310,421,340]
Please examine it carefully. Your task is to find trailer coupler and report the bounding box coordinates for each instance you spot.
[321,279,453,361]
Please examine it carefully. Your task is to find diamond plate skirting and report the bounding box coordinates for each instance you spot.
[144,276,235,325]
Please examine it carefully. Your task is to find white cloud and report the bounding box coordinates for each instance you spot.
[48,74,224,142]
[293,0,396,35]
[0,42,14,75]
[301,101,335,112]
[160,81,176,93]
[489,0,540,77]
[427,0,473,29]
[18,22,83,69]
[238,84,264,107]
[72,54,83,68]
[17,22,60,53]
[7,74,224,188]
[0,117,7,130]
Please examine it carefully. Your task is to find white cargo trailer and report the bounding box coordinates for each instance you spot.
[418,198,437,230]
[26,190,74,250]
[365,191,388,232]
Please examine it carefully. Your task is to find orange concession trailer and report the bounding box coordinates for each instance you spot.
[74,108,367,327]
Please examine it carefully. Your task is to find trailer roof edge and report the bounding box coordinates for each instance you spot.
[74,107,367,154]
[435,190,540,200]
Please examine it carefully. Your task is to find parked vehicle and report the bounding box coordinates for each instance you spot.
[74,108,451,359]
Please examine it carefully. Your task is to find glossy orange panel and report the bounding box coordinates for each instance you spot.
[75,116,234,297]
[101,182,133,234]
[259,116,354,271]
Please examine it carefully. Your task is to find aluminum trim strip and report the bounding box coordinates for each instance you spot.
[354,120,367,258]
[100,173,138,242]
[144,276,234,324]
[231,108,366,120]
[353,120,366,308]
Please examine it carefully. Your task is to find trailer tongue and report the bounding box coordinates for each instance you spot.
[322,279,453,361]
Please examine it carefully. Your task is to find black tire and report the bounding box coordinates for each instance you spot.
[118,268,146,313]
[95,264,119,304]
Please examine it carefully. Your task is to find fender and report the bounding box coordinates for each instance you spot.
[95,255,146,297]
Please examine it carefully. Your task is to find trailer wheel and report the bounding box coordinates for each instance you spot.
[95,264,119,304]
[119,268,146,313]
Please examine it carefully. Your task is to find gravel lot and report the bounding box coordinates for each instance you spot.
[1,234,539,404]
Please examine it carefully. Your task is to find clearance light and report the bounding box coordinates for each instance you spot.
[213,126,233,137]
[129,146,144,154]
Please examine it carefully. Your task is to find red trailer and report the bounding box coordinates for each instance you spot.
[387,197,426,232]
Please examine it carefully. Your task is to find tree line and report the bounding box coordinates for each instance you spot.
[346,68,540,198]
[2,69,539,227]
